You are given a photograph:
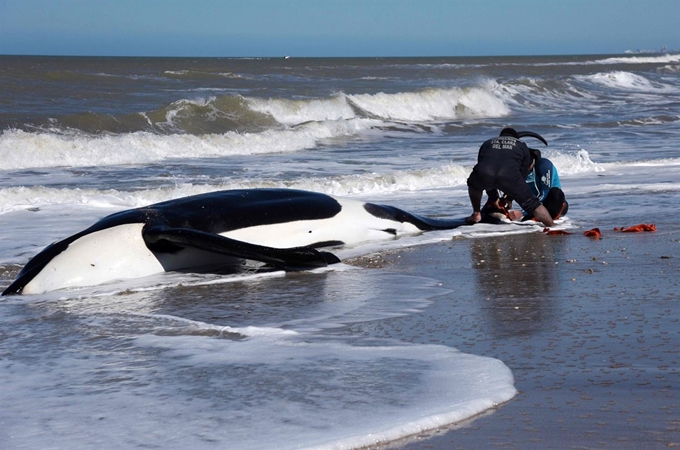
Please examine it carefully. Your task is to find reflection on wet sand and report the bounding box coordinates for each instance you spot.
[468,234,567,338]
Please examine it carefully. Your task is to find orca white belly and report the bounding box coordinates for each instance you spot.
[222,198,422,248]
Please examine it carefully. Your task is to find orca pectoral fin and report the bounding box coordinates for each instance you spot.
[143,227,340,270]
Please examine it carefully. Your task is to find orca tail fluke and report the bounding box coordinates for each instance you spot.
[364,203,469,231]
[517,130,548,146]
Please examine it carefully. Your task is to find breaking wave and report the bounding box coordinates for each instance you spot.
[2,68,677,172]
[0,84,511,170]
[578,71,673,91]
[0,119,377,170]
[597,54,680,65]
[0,149,603,213]
[7,85,510,136]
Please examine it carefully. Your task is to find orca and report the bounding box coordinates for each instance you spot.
[2,188,468,295]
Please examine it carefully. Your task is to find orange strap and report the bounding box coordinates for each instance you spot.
[614,224,656,232]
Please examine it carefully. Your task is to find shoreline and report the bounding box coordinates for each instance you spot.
[354,226,680,449]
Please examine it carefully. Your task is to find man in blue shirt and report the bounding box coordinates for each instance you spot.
[505,148,568,221]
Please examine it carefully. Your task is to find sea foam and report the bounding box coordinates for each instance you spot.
[598,54,680,65]
[0,85,512,171]
[582,71,670,91]
[0,150,602,213]
[0,120,376,170]
[347,86,510,121]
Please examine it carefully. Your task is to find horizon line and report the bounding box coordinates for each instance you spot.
[1,50,676,59]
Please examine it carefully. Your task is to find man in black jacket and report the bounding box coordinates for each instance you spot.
[466,127,555,227]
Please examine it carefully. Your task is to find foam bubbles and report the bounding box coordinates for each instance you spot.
[0,121,374,171]
[348,86,510,122]
[0,162,473,213]
[545,149,604,175]
[0,270,517,450]
[597,54,680,65]
[247,95,357,125]
[583,71,668,91]
[0,84,513,172]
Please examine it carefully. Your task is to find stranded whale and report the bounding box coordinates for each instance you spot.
[3,188,468,295]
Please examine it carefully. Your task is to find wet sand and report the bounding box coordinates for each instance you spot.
[353,224,680,449]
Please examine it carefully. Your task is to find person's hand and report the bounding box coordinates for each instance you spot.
[533,204,555,228]
[507,210,523,221]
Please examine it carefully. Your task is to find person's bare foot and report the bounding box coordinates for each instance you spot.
[465,212,481,224]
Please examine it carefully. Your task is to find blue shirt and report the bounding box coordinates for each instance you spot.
[525,158,561,202]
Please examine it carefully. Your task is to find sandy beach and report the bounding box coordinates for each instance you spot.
[348,223,680,449]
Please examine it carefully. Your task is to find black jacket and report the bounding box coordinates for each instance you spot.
[467,136,541,214]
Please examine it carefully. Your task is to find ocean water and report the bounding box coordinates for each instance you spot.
[1,54,679,449]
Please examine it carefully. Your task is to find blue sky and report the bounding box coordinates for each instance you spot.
[1,0,677,57]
